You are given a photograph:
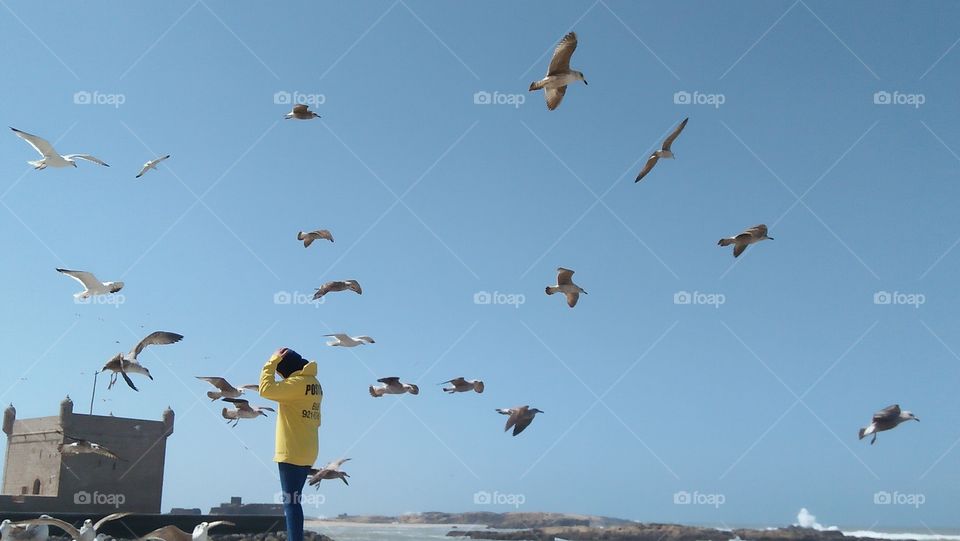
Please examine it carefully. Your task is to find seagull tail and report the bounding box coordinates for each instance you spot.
[858,427,866,440]
[407,384,420,395]
[28,160,45,170]
[718,238,734,247]
[529,80,545,91]
[369,386,381,398]
[297,231,305,240]
[546,286,558,295]
[474,381,484,393]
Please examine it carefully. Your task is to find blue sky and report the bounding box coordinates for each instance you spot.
[1,0,959,530]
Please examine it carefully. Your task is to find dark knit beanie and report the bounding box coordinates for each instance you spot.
[276,349,307,379]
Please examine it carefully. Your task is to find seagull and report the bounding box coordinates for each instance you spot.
[313,280,362,300]
[221,398,274,427]
[369,377,419,397]
[141,522,234,541]
[440,377,484,394]
[297,229,334,247]
[546,267,587,308]
[100,331,184,391]
[859,404,919,445]
[14,513,131,541]
[1,517,51,541]
[718,224,774,257]
[497,406,543,436]
[635,118,688,182]
[529,32,587,110]
[284,104,320,120]
[136,155,171,179]
[57,433,124,461]
[195,377,259,401]
[11,128,109,170]
[56,268,124,300]
[308,458,351,487]
[324,333,375,348]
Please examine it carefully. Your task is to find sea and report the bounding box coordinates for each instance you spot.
[304,522,960,541]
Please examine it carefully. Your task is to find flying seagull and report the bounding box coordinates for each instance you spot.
[284,104,320,120]
[546,267,587,308]
[15,513,131,541]
[308,458,351,487]
[497,406,543,436]
[324,333,375,348]
[369,377,419,397]
[136,155,171,179]
[58,433,123,461]
[297,229,334,247]
[100,331,184,391]
[635,118,688,182]
[859,404,919,445]
[141,522,234,541]
[56,268,124,300]
[221,398,274,427]
[1,517,52,541]
[196,377,259,401]
[11,127,109,170]
[313,280,362,300]
[440,377,484,394]
[718,224,773,257]
[529,32,587,110]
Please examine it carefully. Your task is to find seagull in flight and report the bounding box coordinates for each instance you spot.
[529,32,587,110]
[141,522,234,541]
[297,229,334,247]
[635,118,688,182]
[11,127,109,170]
[308,458,351,487]
[718,224,773,257]
[546,267,587,308]
[196,377,259,401]
[284,104,320,120]
[14,513,131,541]
[221,398,274,427]
[136,155,170,178]
[313,280,362,300]
[324,334,375,348]
[100,331,184,391]
[496,406,543,436]
[58,433,124,461]
[859,404,919,445]
[56,268,123,300]
[369,377,419,397]
[440,377,484,394]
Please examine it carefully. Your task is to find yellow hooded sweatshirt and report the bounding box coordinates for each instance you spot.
[259,352,322,466]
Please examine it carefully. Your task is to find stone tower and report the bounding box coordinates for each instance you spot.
[0,397,174,513]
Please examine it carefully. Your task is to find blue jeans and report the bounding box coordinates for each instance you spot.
[278,462,311,541]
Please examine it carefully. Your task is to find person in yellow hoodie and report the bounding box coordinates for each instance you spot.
[260,347,322,541]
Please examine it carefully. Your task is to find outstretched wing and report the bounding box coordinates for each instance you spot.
[15,518,82,540]
[377,376,401,385]
[326,457,351,470]
[661,117,688,152]
[545,85,567,111]
[56,268,101,290]
[11,127,57,158]
[556,267,575,285]
[873,404,901,423]
[196,377,233,392]
[142,525,192,541]
[64,154,110,167]
[130,331,184,358]
[547,32,578,75]
[94,512,133,531]
[635,154,659,183]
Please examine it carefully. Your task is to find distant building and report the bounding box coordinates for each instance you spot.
[210,496,283,516]
[168,508,202,515]
[1,396,174,513]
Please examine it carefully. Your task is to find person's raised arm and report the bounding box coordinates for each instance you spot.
[260,348,305,401]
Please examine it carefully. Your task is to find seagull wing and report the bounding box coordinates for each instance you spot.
[206,521,235,532]
[377,377,401,385]
[325,333,350,341]
[356,335,375,343]
[15,518,81,540]
[239,384,260,391]
[130,331,184,359]
[313,282,338,299]
[56,268,102,290]
[512,415,535,436]
[556,267,575,285]
[661,117,688,152]
[327,457,351,470]
[142,526,192,541]
[223,398,253,411]
[11,127,58,158]
[64,154,110,167]
[196,377,233,392]
[547,32,578,75]
[346,280,362,294]
[732,243,747,258]
[564,290,580,308]
[94,512,133,531]
[747,224,768,238]
[292,104,310,115]
[545,86,567,111]
[504,407,526,432]
[874,404,901,423]
[313,229,334,242]
[635,154,659,183]
[444,377,468,386]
